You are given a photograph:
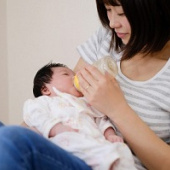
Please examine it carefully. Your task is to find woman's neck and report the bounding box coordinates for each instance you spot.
[120,41,170,81]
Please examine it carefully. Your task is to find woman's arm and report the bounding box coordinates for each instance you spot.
[74,58,88,72]
[113,105,170,170]
[77,64,170,170]
[21,121,41,134]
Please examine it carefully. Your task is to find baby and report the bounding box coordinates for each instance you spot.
[23,62,136,170]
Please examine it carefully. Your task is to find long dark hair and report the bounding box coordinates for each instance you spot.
[96,0,170,60]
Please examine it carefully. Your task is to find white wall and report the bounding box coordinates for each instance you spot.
[5,0,100,124]
[0,0,8,124]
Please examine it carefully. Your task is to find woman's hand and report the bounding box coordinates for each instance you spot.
[77,64,127,117]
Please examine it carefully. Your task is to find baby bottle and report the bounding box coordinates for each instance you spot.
[73,56,118,92]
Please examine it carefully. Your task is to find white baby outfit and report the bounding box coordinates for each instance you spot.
[23,89,136,170]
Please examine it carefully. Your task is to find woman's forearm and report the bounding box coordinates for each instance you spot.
[74,58,88,72]
[110,105,170,170]
[21,121,41,134]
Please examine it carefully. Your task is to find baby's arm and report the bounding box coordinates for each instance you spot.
[104,127,123,143]
[23,97,79,138]
[95,115,123,142]
[49,122,79,137]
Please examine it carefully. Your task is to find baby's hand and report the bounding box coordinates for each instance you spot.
[106,134,124,143]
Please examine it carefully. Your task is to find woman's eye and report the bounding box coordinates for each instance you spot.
[118,13,125,16]
[106,8,111,12]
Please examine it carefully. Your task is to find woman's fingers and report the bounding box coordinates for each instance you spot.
[77,64,117,95]
[76,66,98,92]
[83,64,103,81]
[76,72,93,95]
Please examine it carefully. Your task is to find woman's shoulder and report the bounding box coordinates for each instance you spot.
[97,25,111,35]
[95,25,112,42]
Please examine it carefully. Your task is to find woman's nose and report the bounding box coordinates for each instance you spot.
[109,14,120,29]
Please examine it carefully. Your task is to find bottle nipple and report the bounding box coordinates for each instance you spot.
[73,56,117,92]
[73,75,81,92]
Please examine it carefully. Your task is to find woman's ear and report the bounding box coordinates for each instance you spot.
[41,86,51,96]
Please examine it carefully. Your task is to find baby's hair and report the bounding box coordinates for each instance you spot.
[33,62,67,97]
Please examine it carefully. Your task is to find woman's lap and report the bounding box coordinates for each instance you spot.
[0,124,91,170]
[0,121,4,127]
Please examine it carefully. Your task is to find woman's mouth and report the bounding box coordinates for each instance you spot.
[116,32,127,39]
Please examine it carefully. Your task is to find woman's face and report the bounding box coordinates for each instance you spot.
[105,4,131,45]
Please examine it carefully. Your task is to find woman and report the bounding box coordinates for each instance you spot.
[75,0,170,170]
[0,0,170,169]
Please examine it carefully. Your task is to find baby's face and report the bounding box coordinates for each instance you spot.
[46,67,83,97]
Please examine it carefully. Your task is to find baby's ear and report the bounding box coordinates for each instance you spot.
[41,86,51,96]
